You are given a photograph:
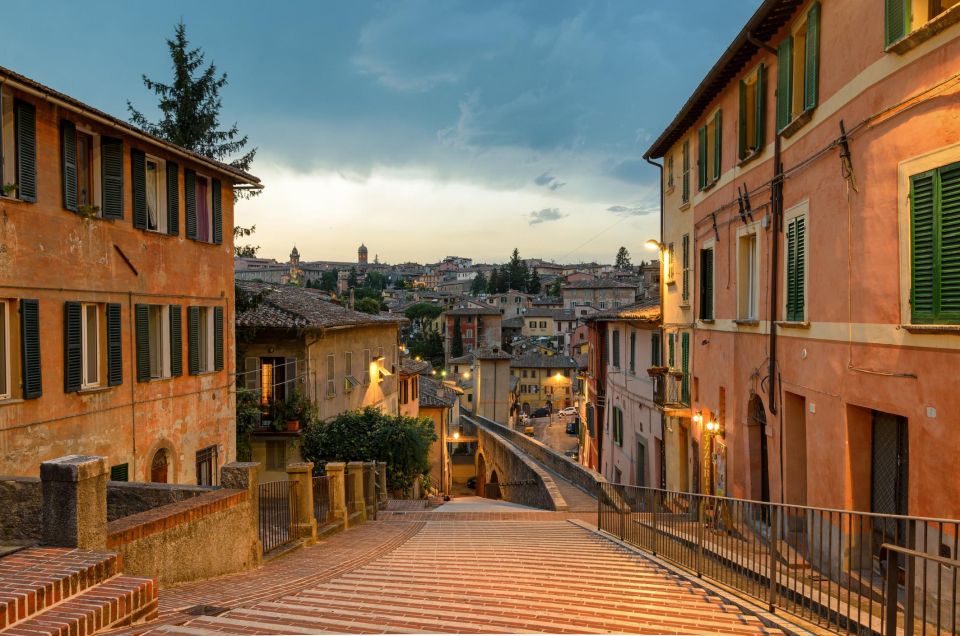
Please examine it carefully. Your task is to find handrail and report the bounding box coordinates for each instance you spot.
[881,543,960,636]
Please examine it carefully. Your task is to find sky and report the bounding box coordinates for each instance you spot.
[3,0,758,265]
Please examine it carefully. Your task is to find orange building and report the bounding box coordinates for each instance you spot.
[645,1,960,520]
[0,66,260,483]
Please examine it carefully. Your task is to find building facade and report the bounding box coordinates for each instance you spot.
[510,352,578,413]
[561,279,637,315]
[0,66,260,484]
[645,0,960,520]
[442,306,503,359]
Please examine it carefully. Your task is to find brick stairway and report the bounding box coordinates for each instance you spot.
[0,547,157,635]
[147,520,784,634]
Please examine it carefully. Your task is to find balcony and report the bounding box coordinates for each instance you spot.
[652,370,689,414]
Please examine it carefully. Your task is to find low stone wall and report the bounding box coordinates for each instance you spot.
[477,427,566,511]
[0,476,42,542]
[471,414,606,496]
[107,481,216,522]
[106,489,259,587]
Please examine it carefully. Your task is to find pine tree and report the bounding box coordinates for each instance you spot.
[528,269,542,294]
[128,21,257,197]
[347,268,359,288]
[615,246,633,269]
[451,318,464,357]
[470,272,488,295]
[488,269,500,294]
[507,248,527,291]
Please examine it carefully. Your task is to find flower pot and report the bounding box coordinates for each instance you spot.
[286,419,301,432]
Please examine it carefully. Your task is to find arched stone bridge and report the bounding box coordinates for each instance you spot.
[461,413,601,512]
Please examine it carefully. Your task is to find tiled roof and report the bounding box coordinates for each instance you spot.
[444,306,502,316]
[236,281,406,330]
[419,376,457,408]
[588,299,661,323]
[511,352,578,369]
[522,308,577,320]
[502,316,524,329]
[473,348,514,361]
[562,278,637,290]
[399,358,432,376]
[448,353,475,365]
[531,296,563,306]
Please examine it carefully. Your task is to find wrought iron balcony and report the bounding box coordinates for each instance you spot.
[652,370,688,409]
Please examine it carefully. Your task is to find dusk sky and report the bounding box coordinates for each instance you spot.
[5,1,758,265]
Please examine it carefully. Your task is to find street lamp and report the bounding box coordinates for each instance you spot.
[645,239,665,251]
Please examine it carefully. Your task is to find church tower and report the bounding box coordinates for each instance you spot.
[358,243,368,265]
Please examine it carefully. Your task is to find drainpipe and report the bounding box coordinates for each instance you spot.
[644,156,667,490]
[768,133,783,416]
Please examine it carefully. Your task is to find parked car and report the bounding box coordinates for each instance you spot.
[531,407,550,418]
[565,420,579,435]
[524,425,536,436]
[564,449,578,460]
[558,406,578,416]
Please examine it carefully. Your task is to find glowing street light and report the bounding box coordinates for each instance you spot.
[645,239,665,251]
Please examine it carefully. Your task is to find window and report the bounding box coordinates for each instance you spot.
[668,333,675,368]
[344,351,359,391]
[628,332,636,374]
[910,163,960,324]
[651,331,661,366]
[187,306,222,375]
[737,229,759,320]
[681,332,691,405]
[144,305,171,379]
[738,64,766,160]
[76,131,94,208]
[885,0,960,49]
[681,234,690,304]
[776,3,820,133]
[698,110,722,189]
[195,446,217,486]
[539,321,546,328]
[666,154,674,190]
[196,175,212,242]
[110,464,129,482]
[2,94,37,203]
[327,354,336,397]
[185,170,221,244]
[665,243,675,284]
[786,215,807,321]
[681,139,691,204]
[145,157,165,232]
[612,407,623,447]
[0,301,8,399]
[611,330,621,369]
[81,303,99,388]
[529,321,536,328]
[699,247,715,321]
[363,349,371,384]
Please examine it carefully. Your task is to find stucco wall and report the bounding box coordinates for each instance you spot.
[0,476,41,541]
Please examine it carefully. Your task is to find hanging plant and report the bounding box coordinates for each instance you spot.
[77,204,101,219]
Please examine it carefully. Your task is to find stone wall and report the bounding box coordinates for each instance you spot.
[476,428,565,511]
[107,481,216,522]
[0,476,42,542]
[106,489,259,587]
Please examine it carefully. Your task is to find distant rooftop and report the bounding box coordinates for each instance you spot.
[236,281,405,330]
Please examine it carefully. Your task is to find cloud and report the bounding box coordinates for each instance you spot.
[607,204,657,217]
[533,171,566,191]
[528,207,567,225]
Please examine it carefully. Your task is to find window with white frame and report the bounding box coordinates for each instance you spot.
[147,305,170,379]
[145,156,167,233]
[326,354,336,397]
[81,303,100,388]
[197,307,214,373]
[362,348,371,384]
[737,227,760,321]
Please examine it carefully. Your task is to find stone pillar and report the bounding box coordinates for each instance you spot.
[325,462,349,527]
[377,462,388,504]
[346,461,366,522]
[41,455,108,549]
[221,461,262,563]
[362,461,376,516]
[286,462,317,543]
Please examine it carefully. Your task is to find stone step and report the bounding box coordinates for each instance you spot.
[0,548,120,629]
[0,575,157,636]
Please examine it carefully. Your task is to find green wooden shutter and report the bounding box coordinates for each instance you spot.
[60,120,78,212]
[187,307,200,375]
[170,305,183,377]
[184,169,197,240]
[131,148,147,229]
[668,333,675,367]
[700,248,714,320]
[212,179,223,245]
[101,137,124,219]
[786,217,806,321]
[682,140,690,203]
[937,163,960,317]
[755,63,766,151]
[14,101,37,202]
[651,332,661,366]
[682,234,690,302]
[910,171,937,321]
[885,0,909,47]
[713,111,722,182]
[681,332,690,405]
[110,464,128,482]
[135,304,151,382]
[738,80,747,161]
[166,161,180,236]
[697,125,707,189]
[63,301,82,393]
[213,306,224,371]
[804,3,821,112]
[776,37,793,132]
[106,303,122,387]
[20,299,42,399]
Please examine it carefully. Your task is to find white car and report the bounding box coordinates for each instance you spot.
[558,406,578,416]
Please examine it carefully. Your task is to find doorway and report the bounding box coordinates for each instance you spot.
[784,392,808,505]
[150,448,169,483]
[636,439,647,487]
[747,393,770,502]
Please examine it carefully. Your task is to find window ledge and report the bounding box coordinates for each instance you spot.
[901,324,960,335]
[737,150,762,167]
[665,185,675,195]
[678,303,691,309]
[699,179,718,193]
[733,319,759,327]
[699,318,715,324]
[887,7,960,54]
[776,320,810,329]
[0,397,24,407]
[679,201,691,211]
[779,110,813,139]
[78,386,112,395]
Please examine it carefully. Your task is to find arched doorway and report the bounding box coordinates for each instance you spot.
[151,448,170,483]
[747,393,770,503]
[488,470,501,500]
[476,453,486,496]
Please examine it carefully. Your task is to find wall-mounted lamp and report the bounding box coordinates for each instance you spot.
[453,431,460,440]
[692,412,703,426]
[645,239,665,251]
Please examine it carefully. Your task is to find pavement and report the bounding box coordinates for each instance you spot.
[133,513,786,635]
[431,496,539,512]
[525,413,579,458]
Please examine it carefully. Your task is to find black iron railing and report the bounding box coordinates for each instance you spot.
[258,480,299,554]
[652,372,688,408]
[312,475,332,525]
[597,484,960,635]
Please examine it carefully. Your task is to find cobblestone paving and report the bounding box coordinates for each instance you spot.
[145,519,784,635]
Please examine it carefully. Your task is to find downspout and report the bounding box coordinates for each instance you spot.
[644,156,667,490]
[768,132,782,415]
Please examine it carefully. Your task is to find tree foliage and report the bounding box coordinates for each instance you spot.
[470,272,488,295]
[451,317,464,357]
[406,330,444,368]
[234,225,259,258]
[615,246,633,269]
[355,297,381,315]
[300,407,437,493]
[404,303,442,331]
[128,21,257,197]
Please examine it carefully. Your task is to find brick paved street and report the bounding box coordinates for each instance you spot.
[141,516,785,635]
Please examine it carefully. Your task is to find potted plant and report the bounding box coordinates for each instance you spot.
[282,388,313,432]
[646,365,667,377]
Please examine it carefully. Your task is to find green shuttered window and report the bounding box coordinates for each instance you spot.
[776,3,820,133]
[106,303,122,386]
[187,306,200,375]
[668,333,675,368]
[15,100,37,203]
[131,148,147,229]
[804,3,820,112]
[697,111,722,190]
[20,299,42,399]
[184,169,197,240]
[61,120,78,212]
[786,216,807,322]
[167,161,180,236]
[697,125,708,190]
[738,64,765,160]
[101,137,124,219]
[651,332,661,366]
[911,162,960,324]
[681,234,690,303]
[699,247,714,321]
[135,304,151,382]
[63,301,83,392]
[170,305,183,377]
[681,332,690,405]
[612,407,623,447]
[885,0,910,47]
[213,306,224,371]
[212,178,223,245]
[110,464,129,482]
[681,139,690,204]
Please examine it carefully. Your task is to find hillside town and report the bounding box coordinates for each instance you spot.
[1,1,960,634]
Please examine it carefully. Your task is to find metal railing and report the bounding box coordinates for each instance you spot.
[598,484,960,635]
[652,372,688,408]
[258,480,300,554]
[312,475,332,526]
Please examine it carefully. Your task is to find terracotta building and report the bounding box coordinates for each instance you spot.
[645,0,960,521]
[0,66,260,484]
[442,305,503,360]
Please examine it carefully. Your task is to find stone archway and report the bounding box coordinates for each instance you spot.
[747,393,770,503]
[487,470,501,500]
